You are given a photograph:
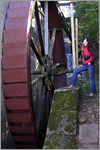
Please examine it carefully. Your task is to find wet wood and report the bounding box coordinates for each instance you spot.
[5,98,29,111]
[3,83,28,97]
[2,69,27,83]
[7,113,32,123]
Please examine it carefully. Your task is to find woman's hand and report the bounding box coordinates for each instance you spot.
[88,62,91,65]
[78,64,82,68]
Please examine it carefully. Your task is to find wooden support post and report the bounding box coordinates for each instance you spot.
[44,1,48,55]
[75,18,78,67]
[70,3,76,69]
[49,28,56,59]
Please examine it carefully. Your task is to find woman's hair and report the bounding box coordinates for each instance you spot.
[85,37,93,50]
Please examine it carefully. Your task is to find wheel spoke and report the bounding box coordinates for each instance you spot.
[31,38,47,70]
[44,1,49,55]
[36,84,46,130]
[35,1,45,57]
[49,89,53,107]
[31,74,43,85]
[31,71,41,75]
[45,89,49,126]
[49,28,56,59]
[51,63,60,69]
[51,69,73,76]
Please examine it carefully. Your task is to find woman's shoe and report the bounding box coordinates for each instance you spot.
[89,93,94,96]
[68,85,75,89]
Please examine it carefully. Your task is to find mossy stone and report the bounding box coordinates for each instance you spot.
[43,87,79,149]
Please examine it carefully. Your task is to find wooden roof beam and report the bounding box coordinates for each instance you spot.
[58,2,76,6]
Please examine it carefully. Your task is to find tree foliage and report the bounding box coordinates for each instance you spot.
[74,1,99,42]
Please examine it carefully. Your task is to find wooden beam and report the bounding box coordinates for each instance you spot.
[75,18,78,67]
[64,17,71,22]
[49,28,56,59]
[44,1,48,55]
[58,2,76,6]
[31,38,47,70]
[38,9,44,17]
[70,3,76,69]
[36,85,46,130]
[60,16,71,41]
[35,2,45,56]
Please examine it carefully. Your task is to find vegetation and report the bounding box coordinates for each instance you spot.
[74,1,99,42]
[77,61,99,101]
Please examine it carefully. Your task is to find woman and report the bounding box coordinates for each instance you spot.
[68,37,97,96]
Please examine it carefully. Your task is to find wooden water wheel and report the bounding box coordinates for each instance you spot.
[1,1,70,149]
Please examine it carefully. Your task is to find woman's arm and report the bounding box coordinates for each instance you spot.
[89,47,97,64]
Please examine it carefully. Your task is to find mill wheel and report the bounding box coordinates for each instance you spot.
[2,1,67,149]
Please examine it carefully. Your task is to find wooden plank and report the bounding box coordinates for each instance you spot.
[5,18,27,30]
[5,98,29,111]
[10,126,34,134]
[2,69,27,83]
[2,54,26,69]
[35,2,45,56]
[7,8,29,18]
[70,3,76,69]
[49,28,56,58]
[9,1,30,9]
[3,83,28,97]
[3,47,27,56]
[13,135,36,142]
[48,10,61,29]
[52,32,66,64]
[60,17,72,41]
[44,1,48,55]
[31,39,47,71]
[2,40,27,55]
[75,18,78,67]
[7,113,32,123]
[58,2,76,6]
[36,85,45,130]
[3,29,26,43]
[2,40,27,51]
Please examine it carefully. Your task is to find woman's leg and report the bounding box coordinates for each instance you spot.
[70,64,88,86]
[88,63,96,93]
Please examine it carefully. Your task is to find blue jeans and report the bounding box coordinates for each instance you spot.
[70,63,96,93]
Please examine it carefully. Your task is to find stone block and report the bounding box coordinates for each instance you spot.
[43,87,80,149]
[44,134,76,149]
[79,123,99,144]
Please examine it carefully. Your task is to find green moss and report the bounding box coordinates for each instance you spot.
[44,88,79,149]
[48,90,78,131]
[44,134,76,149]
[46,133,60,139]
[44,140,61,149]
[64,135,76,149]
[48,111,63,130]
[53,90,78,111]
[64,124,75,133]
[67,111,77,123]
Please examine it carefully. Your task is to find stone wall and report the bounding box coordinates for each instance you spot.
[43,87,80,149]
